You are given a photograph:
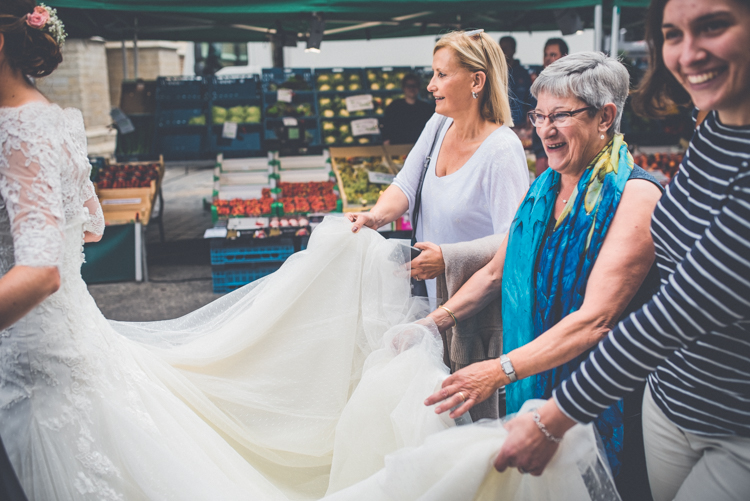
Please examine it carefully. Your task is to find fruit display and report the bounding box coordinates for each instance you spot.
[632,152,683,181]
[316,71,362,92]
[364,69,408,91]
[265,102,314,118]
[264,74,311,92]
[213,182,338,217]
[212,105,261,124]
[333,156,393,206]
[187,114,206,126]
[95,161,161,190]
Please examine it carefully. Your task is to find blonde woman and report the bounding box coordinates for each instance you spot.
[349,32,529,418]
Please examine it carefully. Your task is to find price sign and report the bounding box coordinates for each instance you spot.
[282,117,298,127]
[351,118,380,137]
[277,88,293,103]
[367,171,395,185]
[222,122,238,139]
[345,94,374,112]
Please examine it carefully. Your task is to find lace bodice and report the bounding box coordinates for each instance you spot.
[0,101,104,277]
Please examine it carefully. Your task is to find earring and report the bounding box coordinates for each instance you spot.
[600,134,605,140]
[472,91,478,99]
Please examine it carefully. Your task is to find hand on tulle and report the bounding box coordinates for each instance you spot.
[493,411,560,476]
[347,212,379,233]
[423,358,504,418]
[410,242,445,280]
[388,319,440,354]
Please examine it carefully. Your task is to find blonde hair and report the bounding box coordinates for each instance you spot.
[433,30,513,126]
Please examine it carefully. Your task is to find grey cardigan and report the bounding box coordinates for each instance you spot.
[436,233,504,420]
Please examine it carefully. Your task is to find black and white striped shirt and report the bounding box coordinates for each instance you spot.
[554,110,750,437]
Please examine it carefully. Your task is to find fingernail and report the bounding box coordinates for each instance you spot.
[352,227,358,233]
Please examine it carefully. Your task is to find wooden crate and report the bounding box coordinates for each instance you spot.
[329,144,413,212]
[96,156,164,225]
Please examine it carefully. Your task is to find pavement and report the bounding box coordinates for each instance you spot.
[87,162,222,322]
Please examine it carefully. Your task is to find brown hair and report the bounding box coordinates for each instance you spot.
[434,31,513,126]
[632,0,693,117]
[0,0,62,78]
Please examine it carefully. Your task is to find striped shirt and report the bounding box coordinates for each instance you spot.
[554,110,750,437]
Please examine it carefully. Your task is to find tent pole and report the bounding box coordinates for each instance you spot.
[133,17,139,79]
[610,5,620,57]
[121,39,128,80]
[594,4,602,52]
[272,35,284,68]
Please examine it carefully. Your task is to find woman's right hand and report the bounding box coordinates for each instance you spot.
[347,212,380,233]
[424,358,507,418]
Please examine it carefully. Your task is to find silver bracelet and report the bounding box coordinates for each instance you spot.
[533,410,563,443]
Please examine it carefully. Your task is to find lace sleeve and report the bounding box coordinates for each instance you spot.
[0,143,65,268]
[81,176,104,236]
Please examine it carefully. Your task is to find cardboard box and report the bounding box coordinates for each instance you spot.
[96,157,164,225]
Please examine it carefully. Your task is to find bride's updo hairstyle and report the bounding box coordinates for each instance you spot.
[433,30,513,126]
[0,0,62,78]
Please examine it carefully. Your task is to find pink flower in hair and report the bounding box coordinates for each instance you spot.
[26,6,50,29]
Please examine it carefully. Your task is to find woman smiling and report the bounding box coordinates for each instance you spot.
[493,1,750,499]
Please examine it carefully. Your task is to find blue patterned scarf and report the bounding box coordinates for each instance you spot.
[502,134,633,475]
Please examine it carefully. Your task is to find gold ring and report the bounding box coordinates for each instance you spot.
[457,391,466,402]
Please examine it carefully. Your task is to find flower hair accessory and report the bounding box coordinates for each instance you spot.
[25,4,66,47]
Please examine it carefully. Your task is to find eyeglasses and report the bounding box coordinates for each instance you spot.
[527,106,595,127]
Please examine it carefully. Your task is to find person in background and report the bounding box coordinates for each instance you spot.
[381,73,435,145]
[493,1,750,500]
[532,38,569,177]
[499,36,532,127]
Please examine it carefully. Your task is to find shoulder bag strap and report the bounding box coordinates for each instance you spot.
[411,116,448,244]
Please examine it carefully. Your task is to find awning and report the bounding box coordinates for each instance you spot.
[48,0,614,42]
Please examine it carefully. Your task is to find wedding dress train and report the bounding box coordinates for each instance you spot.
[1,103,617,500]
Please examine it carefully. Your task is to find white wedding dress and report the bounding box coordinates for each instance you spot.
[0,102,619,501]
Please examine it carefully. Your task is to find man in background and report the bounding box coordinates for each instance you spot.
[382,74,435,145]
[532,38,569,176]
[499,36,532,127]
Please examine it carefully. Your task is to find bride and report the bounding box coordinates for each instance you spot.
[0,3,618,500]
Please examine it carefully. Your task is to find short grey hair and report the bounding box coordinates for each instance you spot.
[531,51,630,134]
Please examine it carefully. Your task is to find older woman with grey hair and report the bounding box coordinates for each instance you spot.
[423,52,662,485]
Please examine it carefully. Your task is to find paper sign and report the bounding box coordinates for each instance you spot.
[351,118,380,137]
[102,198,142,205]
[222,122,238,139]
[277,88,293,103]
[345,94,374,112]
[367,171,395,185]
[203,227,228,239]
[282,117,298,127]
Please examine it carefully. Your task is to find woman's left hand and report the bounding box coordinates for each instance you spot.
[424,358,506,418]
[411,242,445,280]
[493,400,575,475]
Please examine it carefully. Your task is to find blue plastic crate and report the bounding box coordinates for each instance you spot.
[212,264,281,293]
[210,240,294,265]
[157,108,205,127]
[156,76,205,102]
[261,68,314,93]
[263,118,320,147]
[159,132,204,155]
[210,75,260,101]
[211,126,262,153]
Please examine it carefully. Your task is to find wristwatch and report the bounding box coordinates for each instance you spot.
[499,354,518,383]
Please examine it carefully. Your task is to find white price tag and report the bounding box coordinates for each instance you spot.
[277,88,293,103]
[367,171,395,185]
[203,227,228,239]
[222,122,238,139]
[345,94,374,112]
[101,198,142,206]
[351,118,380,137]
[282,117,298,127]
